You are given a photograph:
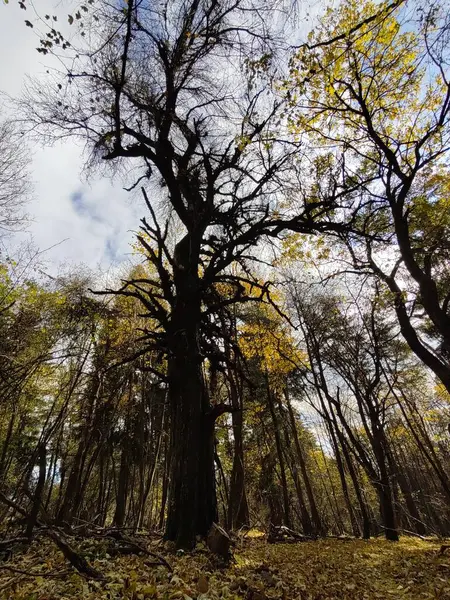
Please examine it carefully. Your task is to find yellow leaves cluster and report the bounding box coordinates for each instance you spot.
[284,0,447,166]
[409,169,450,244]
[275,233,331,268]
[434,382,450,406]
[238,304,306,381]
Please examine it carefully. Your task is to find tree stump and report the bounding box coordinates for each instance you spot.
[206,523,230,561]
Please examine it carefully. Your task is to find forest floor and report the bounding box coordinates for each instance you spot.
[0,534,448,600]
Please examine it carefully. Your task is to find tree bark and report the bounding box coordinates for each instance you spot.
[164,238,217,548]
[227,371,249,530]
[113,436,130,528]
[285,387,324,535]
[26,444,46,540]
[265,376,290,528]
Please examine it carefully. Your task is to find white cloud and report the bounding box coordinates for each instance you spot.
[0,1,143,275]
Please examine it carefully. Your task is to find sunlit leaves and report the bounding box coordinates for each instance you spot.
[284,0,449,168]
[0,535,447,600]
[239,302,306,384]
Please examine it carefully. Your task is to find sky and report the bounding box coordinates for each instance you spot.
[0,0,144,276]
[0,0,324,278]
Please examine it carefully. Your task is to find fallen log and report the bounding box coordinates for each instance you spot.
[0,564,70,578]
[268,525,316,543]
[45,529,104,580]
[0,537,27,550]
[0,491,103,580]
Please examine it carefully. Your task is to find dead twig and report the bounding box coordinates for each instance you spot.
[0,536,28,549]
[0,564,71,578]
[0,491,104,580]
[106,531,172,572]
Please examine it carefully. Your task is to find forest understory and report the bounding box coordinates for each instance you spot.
[0,531,448,600]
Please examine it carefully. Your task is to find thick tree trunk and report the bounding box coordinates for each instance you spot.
[164,243,217,548]
[164,344,217,547]
[377,479,398,541]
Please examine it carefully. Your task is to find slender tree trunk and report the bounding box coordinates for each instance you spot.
[158,434,170,531]
[26,444,46,540]
[372,431,398,541]
[285,388,324,535]
[0,404,16,482]
[265,375,290,528]
[386,377,450,500]
[339,432,371,538]
[286,452,314,535]
[228,372,249,530]
[113,437,130,528]
[328,423,360,537]
[389,444,426,535]
[138,406,165,529]
[57,443,84,524]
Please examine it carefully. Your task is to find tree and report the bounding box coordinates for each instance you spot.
[285,0,450,391]
[239,300,325,535]
[0,120,30,232]
[19,0,348,548]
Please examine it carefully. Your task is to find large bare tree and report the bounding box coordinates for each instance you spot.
[18,0,367,547]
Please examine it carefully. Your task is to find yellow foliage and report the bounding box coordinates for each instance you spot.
[239,303,307,381]
[435,382,450,405]
[285,0,447,168]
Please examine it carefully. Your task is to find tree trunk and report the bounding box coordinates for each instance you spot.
[26,444,46,540]
[389,444,426,535]
[228,372,249,530]
[113,437,130,528]
[265,376,290,528]
[164,345,217,547]
[164,245,217,548]
[285,388,324,535]
[0,404,16,483]
[328,424,360,537]
[373,432,398,541]
[339,432,371,539]
[138,405,165,529]
[158,434,170,531]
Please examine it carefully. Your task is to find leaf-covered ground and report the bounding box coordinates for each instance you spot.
[0,535,448,600]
